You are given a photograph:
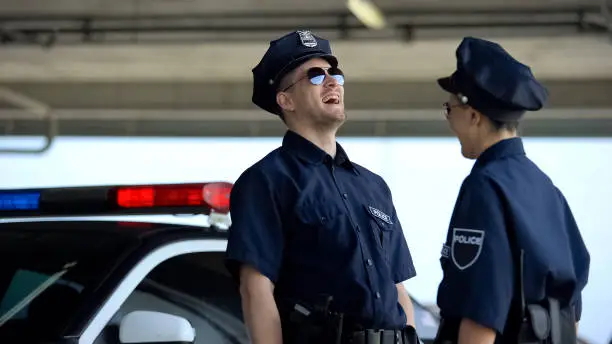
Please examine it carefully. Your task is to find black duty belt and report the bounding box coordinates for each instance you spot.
[349,329,407,344]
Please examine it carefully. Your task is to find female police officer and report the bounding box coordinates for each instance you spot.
[433,36,591,344]
[224,30,421,344]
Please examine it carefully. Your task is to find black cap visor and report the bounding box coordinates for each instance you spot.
[437,75,460,95]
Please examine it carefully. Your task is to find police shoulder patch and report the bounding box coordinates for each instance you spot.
[451,227,485,270]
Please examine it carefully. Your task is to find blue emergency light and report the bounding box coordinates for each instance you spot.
[0,192,41,211]
[0,182,232,218]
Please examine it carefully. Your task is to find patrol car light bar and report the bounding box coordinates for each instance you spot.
[0,182,232,218]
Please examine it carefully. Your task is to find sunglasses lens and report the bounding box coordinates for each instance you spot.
[329,67,345,86]
[332,74,345,85]
[310,74,325,85]
[307,67,345,86]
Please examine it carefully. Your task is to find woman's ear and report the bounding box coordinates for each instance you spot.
[470,108,482,126]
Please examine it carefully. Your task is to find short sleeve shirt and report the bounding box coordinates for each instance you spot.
[436,137,590,333]
[225,130,417,329]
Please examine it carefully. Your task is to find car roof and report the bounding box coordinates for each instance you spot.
[0,219,229,242]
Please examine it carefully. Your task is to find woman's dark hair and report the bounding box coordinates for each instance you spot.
[489,118,520,132]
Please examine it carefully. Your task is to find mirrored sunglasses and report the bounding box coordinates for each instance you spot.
[306,66,345,86]
[282,66,345,92]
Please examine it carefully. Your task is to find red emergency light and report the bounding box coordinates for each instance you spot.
[116,182,231,213]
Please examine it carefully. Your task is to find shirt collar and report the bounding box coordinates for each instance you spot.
[473,137,526,170]
[282,130,358,174]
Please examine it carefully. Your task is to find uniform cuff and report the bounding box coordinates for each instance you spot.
[394,265,417,284]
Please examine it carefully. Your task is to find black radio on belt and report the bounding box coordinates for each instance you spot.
[282,294,344,344]
[509,251,577,344]
[433,250,577,344]
[282,294,421,344]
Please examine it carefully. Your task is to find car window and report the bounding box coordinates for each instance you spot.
[0,228,138,343]
[94,251,248,344]
[0,268,82,321]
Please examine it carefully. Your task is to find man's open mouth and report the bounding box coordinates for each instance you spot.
[322,94,340,104]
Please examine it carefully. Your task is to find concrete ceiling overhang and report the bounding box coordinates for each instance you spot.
[1,35,612,139]
[2,108,612,139]
[1,36,611,82]
[1,36,610,110]
[0,5,607,46]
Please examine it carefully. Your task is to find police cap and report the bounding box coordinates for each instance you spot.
[252,30,338,115]
[437,36,549,122]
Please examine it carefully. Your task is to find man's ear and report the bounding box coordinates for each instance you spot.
[276,91,295,113]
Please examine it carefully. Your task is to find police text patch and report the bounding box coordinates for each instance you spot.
[451,228,485,270]
[368,206,393,225]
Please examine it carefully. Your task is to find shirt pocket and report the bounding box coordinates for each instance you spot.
[363,204,396,258]
[294,199,352,255]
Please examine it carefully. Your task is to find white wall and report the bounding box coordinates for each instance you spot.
[0,135,610,343]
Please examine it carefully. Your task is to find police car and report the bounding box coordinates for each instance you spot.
[0,181,440,344]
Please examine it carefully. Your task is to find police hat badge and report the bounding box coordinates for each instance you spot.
[297,30,318,48]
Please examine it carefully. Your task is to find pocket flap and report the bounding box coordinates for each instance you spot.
[296,199,343,226]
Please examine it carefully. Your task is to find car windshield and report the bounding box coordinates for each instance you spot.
[0,224,138,342]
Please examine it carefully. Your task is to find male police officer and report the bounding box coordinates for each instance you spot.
[225,30,420,344]
[433,36,590,344]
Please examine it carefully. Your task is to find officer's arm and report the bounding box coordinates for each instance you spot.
[378,178,418,327]
[240,264,282,344]
[379,179,417,328]
[396,283,416,327]
[556,187,589,337]
[458,319,496,344]
[225,166,285,344]
[437,174,513,339]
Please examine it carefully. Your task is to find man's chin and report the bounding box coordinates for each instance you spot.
[324,108,346,122]
[332,112,346,122]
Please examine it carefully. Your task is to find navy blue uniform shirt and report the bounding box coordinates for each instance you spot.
[436,137,590,334]
[225,130,416,329]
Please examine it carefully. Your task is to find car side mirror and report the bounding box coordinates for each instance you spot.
[119,310,195,343]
